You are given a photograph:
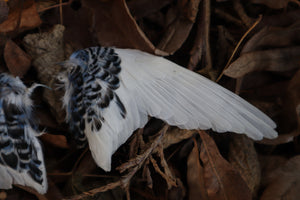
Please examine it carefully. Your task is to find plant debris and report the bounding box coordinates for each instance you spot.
[0,0,300,199]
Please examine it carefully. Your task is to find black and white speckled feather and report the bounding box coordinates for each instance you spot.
[60,47,126,147]
[0,73,47,194]
[61,46,278,171]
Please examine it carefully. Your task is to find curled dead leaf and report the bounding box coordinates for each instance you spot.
[127,0,173,19]
[82,0,166,55]
[4,39,31,77]
[261,155,300,200]
[162,128,195,148]
[157,0,201,53]
[224,46,300,78]
[198,131,252,200]
[242,21,300,53]
[0,0,9,24]
[228,135,261,194]
[187,138,209,200]
[0,1,42,33]
[40,133,69,149]
[250,0,300,9]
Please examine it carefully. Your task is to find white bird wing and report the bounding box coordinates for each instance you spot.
[83,48,277,171]
[0,74,47,194]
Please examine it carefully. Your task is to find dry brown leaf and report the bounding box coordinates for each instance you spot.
[261,155,300,200]
[250,0,300,9]
[285,69,300,135]
[162,128,195,148]
[127,0,173,19]
[82,0,166,55]
[260,69,300,145]
[260,132,295,145]
[228,135,261,194]
[187,138,209,200]
[259,155,288,186]
[224,46,300,78]
[188,0,213,76]
[36,0,56,13]
[157,0,201,54]
[242,21,300,53]
[40,133,69,149]
[287,69,300,119]
[0,1,42,33]
[0,191,7,200]
[4,39,31,77]
[233,0,255,27]
[58,2,94,50]
[0,0,9,24]
[198,131,252,200]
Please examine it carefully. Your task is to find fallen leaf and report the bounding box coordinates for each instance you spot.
[250,0,300,9]
[162,128,195,148]
[4,39,31,77]
[168,179,186,200]
[261,69,300,144]
[228,135,261,195]
[157,0,201,54]
[40,133,69,149]
[0,0,9,24]
[82,0,166,55]
[233,0,255,27]
[287,69,300,117]
[224,46,300,78]
[242,21,300,53]
[0,190,7,200]
[187,138,209,200]
[199,131,252,200]
[259,10,300,27]
[188,0,213,76]
[260,132,295,145]
[127,0,173,19]
[261,155,300,200]
[0,1,42,34]
[285,69,300,135]
[259,155,288,186]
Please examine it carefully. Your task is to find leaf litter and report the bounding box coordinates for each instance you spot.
[0,0,299,199]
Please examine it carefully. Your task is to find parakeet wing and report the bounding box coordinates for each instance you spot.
[65,48,277,172]
[0,74,47,194]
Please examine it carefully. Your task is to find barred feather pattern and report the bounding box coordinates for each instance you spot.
[0,73,47,194]
[62,46,277,172]
[62,47,126,147]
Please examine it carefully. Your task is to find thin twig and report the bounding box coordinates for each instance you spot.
[65,126,169,200]
[117,125,169,173]
[59,0,63,24]
[216,15,262,82]
[64,181,122,200]
[38,1,71,13]
[150,155,176,189]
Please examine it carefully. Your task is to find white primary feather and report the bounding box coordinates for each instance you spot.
[74,48,277,171]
